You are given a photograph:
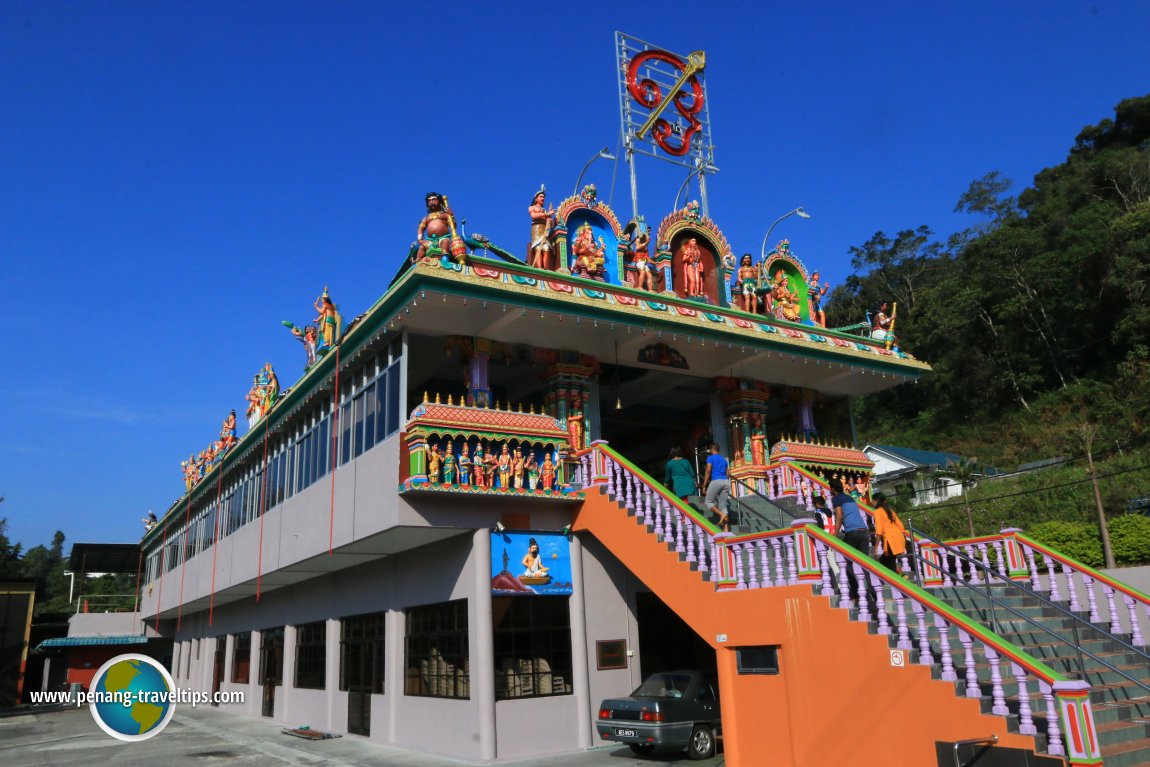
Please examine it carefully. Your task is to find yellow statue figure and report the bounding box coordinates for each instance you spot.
[314,286,342,351]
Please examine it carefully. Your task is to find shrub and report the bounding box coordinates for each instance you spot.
[1025,520,1103,568]
[1109,514,1150,566]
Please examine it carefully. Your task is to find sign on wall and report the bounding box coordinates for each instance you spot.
[490,531,573,596]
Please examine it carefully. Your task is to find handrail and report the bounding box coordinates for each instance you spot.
[908,526,1150,695]
[953,735,997,767]
[585,440,1099,761]
[728,477,799,531]
[1012,530,1150,606]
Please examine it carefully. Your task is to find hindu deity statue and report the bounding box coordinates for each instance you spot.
[680,238,705,297]
[245,375,262,427]
[181,455,196,491]
[528,187,554,270]
[567,397,585,452]
[512,447,525,490]
[427,443,442,484]
[571,223,607,281]
[497,444,512,488]
[219,409,238,451]
[736,254,758,313]
[313,287,342,353]
[261,363,280,415]
[525,452,539,490]
[458,443,471,485]
[808,271,829,328]
[872,301,894,342]
[416,192,466,263]
[472,444,487,488]
[540,453,556,491]
[442,441,457,484]
[750,415,767,465]
[283,320,319,368]
[684,199,701,223]
[630,225,655,291]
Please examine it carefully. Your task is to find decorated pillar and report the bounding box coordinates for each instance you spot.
[466,338,493,407]
[714,377,772,496]
[542,356,599,452]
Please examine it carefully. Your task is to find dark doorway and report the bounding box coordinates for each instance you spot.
[258,628,284,718]
[597,367,713,481]
[211,639,225,706]
[341,613,385,737]
[635,591,715,678]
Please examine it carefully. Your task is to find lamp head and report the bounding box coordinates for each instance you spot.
[795,207,811,219]
[599,147,616,161]
[493,521,505,533]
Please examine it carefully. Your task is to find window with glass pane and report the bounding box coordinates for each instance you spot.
[404,600,469,699]
[232,632,251,683]
[492,597,573,699]
[294,622,327,690]
[340,612,386,694]
[259,627,284,686]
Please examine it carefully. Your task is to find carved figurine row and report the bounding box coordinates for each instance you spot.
[425,440,561,492]
[181,409,239,491]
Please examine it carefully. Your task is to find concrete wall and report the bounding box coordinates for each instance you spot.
[162,517,641,762]
[68,611,153,638]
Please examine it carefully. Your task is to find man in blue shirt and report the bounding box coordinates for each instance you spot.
[831,477,874,605]
[702,443,730,532]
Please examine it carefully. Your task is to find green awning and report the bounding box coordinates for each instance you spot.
[37,635,149,650]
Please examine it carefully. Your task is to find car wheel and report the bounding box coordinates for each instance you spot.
[687,724,715,759]
[629,743,655,755]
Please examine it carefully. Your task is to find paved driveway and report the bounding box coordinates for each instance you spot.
[0,706,724,767]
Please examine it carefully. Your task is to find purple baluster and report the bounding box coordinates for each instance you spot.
[580,453,590,485]
[979,543,992,580]
[939,547,954,587]
[784,535,798,584]
[623,471,634,509]
[605,458,615,496]
[854,562,871,621]
[871,572,890,635]
[1082,575,1101,623]
[958,630,980,698]
[803,479,814,511]
[835,552,852,607]
[674,504,685,555]
[709,536,719,578]
[1040,681,1065,757]
[892,588,912,649]
[899,552,911,577]
[964,545,981,585]
[760,540,773,590]
[984,645,1008,715]
[1103,584,1121,634]
[1062,562,1080,612]
[770,538,786,586]
[662,499,674,543]
[1011,663,1037,735]
[935,616,957,681]
[992,539,1008,579]
[1124,596,1144,645]
[695,527,709,574]
[1045,554,1062,602]
[914,601,934,665]
[734,543,747,590]
[1023,544,1042,591]
[746,541,760,589]
[684,513,697,563]
[816,541,833,596]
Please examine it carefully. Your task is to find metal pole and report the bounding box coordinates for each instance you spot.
[627,142,639,221]
[698,161,710,218]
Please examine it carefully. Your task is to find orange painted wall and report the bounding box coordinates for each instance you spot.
[575,490,1043,767]
[66,647,123,690]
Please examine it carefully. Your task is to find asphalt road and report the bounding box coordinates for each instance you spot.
[0,706,725,767]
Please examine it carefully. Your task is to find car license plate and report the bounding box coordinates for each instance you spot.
[614,728,637,737]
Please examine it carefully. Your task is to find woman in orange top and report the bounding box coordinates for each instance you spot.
[872,491,909,572]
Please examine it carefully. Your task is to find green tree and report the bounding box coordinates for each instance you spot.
[937,458,980,537]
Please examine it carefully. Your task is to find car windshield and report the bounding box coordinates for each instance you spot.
[633,672,692,698]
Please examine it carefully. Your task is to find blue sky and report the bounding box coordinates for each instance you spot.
[3,1,1149,551]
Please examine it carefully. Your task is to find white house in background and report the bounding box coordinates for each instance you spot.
[862,444,967,507]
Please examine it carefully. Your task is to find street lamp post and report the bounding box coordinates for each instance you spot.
[759,207,811,262]
[573,147,616,196]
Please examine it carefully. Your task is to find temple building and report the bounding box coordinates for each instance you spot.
[134,188,1143,767]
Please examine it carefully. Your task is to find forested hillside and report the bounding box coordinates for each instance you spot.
[828,94,1150,467]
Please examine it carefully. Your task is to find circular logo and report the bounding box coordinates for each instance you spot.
[88,653,176,741]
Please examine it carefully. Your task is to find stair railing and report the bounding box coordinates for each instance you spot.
[583,441,1102,764]
[729,477,801,531]
[582,442,725,578]
[936,530,1150,646]
[717,523,1102,764]
[911,524,1150,664]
